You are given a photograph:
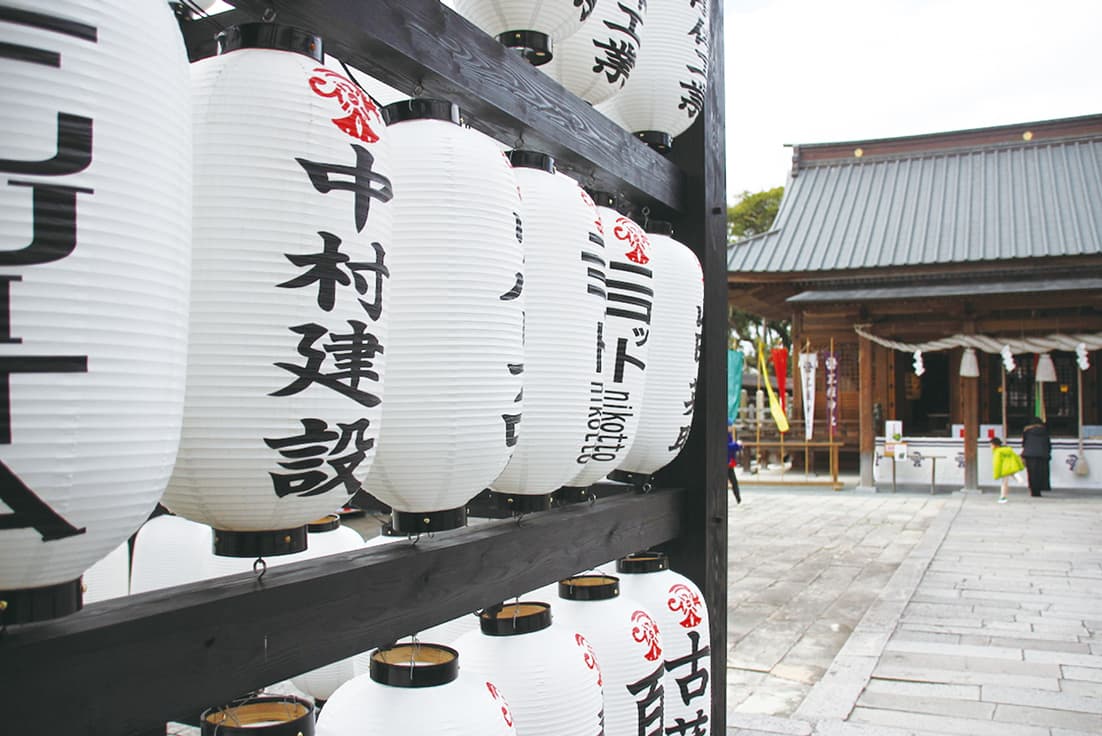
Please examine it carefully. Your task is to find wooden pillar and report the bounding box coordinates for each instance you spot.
[858,332,875,489]
[961,368,980,491]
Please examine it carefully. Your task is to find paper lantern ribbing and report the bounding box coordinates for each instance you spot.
[453,0,594,65]
[615,553,711,732]
[601,0,711,150]
[552,575,665,736]
[453,603,605,736]
[565,196,653,490]
[130,514,256,594]
[488,154,605,511]
[362,99,523,534]
[81,541,130,605]
[614,222,703,481]
[164,24,394,557]
[542,0,647,105]
[0,0,191,623]
[318,644,518,736]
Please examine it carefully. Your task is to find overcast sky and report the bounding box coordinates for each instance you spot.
[725,0,1102,198]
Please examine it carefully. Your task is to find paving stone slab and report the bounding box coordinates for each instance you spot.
[849,706,1048,736]
[855,690,996,719]
[992,703,1102,732]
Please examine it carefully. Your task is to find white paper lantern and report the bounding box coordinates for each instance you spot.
[452,0,595,65]
[487,155,605,511]
[615,222,703,480]
[201,695,316,736]
[130,514,251,594]
[453,602,605,736]
[289,516,366,703]
[362,99,523,534]
[552,575,665,736]
[565,196,653,490]
[602,0,710,150]
[318,643,518,736]
[0,0,191,623]
[165,24,395,558]
[542,0,647,105]
[82,541,130,605]
[615,553,711,733]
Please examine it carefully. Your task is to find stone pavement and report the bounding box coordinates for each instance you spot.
[726,484,1102,736]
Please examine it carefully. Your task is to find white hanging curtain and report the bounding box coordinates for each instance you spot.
[798,352,818,441]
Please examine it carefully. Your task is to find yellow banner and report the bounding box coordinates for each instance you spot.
[758,343,789,433]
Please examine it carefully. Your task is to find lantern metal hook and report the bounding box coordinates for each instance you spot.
[260,4,277,23]
[641,205,651,229]
[253,556,267,581]
[588,490,597,505]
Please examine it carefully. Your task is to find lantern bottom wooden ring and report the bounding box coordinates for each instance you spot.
[0,578,82,625]
[370,643,460,687]
[211,525,308,558]
[617,551,669,574]
[485,490,552,514]
[634,130,673,153]
[390,506,467,534]
[201,695,315,736]
[496,30,553,66]
[553,485,594,505]
[608,469,655,493]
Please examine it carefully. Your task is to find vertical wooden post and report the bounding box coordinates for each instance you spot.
[858,332,875,489]
[962,368,980,491]
[657,0,727,730]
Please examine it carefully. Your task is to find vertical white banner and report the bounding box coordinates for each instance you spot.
[799,352,818,442]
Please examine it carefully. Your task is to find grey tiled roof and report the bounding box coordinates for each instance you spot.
[728,127,1102,274]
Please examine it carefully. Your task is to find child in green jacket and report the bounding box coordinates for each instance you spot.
[991,437,1025,504]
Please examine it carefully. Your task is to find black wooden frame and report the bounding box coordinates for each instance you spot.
[0,2,727,733]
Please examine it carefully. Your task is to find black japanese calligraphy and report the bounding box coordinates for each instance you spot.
[576,388,631,464]
[279,233,389,320]
[265,418,373,497]
[625,663,665,736]
[607,261,654,323]
[272,322,382,408]
[574,0,598,21]
[582,249,607,299]
[593,37,637,87]
[664,630,710,706]
[296,144,393,233]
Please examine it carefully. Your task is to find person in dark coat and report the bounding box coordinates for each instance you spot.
[1021,416,1052,497]
[727,418,741,504]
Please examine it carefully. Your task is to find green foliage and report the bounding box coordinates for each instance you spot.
[727,186,783,241]
[728,187,790,351]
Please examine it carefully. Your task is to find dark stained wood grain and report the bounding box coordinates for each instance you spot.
[210,0,683,213]
[0,489,683,735]
[653,0,730,731]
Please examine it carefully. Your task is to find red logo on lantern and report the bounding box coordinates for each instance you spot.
[668,583,703,628]
[575,632,603,686]
[631,610,662,661]
[308,68,382,143]
[614,217,649,264]
[485,681,515,728]
[580,189,603,235]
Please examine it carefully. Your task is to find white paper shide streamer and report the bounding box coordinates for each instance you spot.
[0,0,191,623]
[798,353,818,442]
[453,0,596,65]
[542,0,647,105]
[615,553,711,735]
[318,644,518,735]
[552,575,665,736]
[617,223,702,477]
[566,200,653,488]
[453,603,605,735]
[490,157,604,510]
[601,0,710,150]
[166,25,393,558]
[363,99,523,534]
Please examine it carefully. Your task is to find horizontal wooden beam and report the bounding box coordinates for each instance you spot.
[1,488,684,736]
[189,0,684,213]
